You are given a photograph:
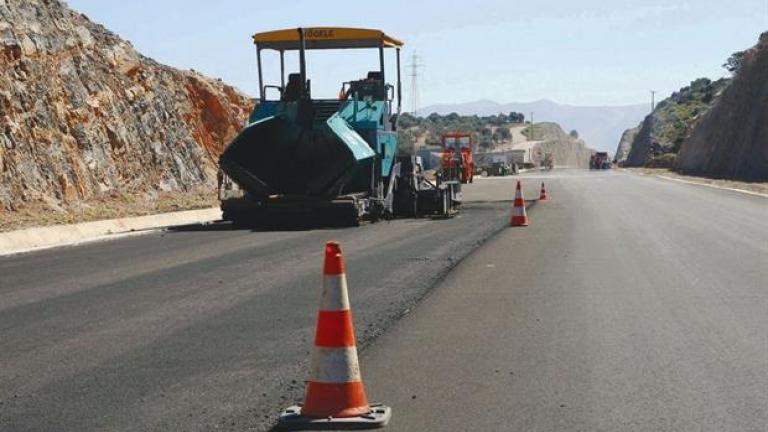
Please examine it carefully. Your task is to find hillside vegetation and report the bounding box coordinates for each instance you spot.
[618,31,768,181]
[397,111,525,153]
[619,77,730,167]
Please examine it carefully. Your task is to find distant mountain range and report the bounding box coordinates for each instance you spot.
[419,99,649,154]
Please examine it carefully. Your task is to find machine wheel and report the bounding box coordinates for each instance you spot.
[440,190,449,216]
[410,191,419,217]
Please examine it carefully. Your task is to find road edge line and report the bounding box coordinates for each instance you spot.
[654,175,768,199]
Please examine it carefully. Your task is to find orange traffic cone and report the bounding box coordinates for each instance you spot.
[279,242,391,429]
[510,180,529,226]
[539,182,548,201]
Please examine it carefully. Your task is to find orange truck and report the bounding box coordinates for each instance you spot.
[440,133,474,184]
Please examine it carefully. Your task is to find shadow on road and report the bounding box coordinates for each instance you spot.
[166,200,536,234]
[166,218,354,233]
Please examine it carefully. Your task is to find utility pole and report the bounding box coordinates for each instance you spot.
[406,52,423,115]
[529,112,534,141]
[650,90,656,112]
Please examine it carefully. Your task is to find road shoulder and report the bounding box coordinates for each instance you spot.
[621,168,768,198]
[0,207,221,256]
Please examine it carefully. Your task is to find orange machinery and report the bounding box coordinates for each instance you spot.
[440,133,474,184]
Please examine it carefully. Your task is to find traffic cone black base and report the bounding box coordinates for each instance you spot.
[278,403,391,430]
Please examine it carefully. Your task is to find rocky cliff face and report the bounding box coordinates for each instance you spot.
[676,33,768,180]
[529,122,593,168]
[620,77,730,167]
[614,126,638,163]
[0,0,252,218]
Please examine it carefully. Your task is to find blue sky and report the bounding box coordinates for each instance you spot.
[67,0,767,108]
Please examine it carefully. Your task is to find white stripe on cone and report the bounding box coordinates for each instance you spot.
[320,275,351,311]
[310,346,363,383]
[513,186,526,216]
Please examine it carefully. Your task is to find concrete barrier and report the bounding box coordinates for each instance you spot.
[0,207,222,256]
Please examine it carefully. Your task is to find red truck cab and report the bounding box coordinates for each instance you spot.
[440,133,474,183]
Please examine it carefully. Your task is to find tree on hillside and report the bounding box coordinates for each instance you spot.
[570,130,579,139]
[722,50,745,74]
[508,112,525,123]
[397,113,420,129]
[479,136,493,150]
[396,130,416,154]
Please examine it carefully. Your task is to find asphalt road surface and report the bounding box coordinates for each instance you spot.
[0,178,521,431]
[2,169,767,432]
[363,170,768,431]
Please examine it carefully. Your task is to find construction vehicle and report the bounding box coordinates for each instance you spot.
[439,133,474,183]
[391,155,457,217]
[217,28,461,226]
[485,161,512,176]
[590,152,611,169]
[542,152,554,170]
[478,153,515,176]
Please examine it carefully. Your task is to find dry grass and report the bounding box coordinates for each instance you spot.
[0,189,218,232]
[623,168,768,196]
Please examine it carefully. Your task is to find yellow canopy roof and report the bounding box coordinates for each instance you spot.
[253,27,404,50]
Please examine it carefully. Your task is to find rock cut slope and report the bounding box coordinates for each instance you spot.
[617,78,730,167]
[0,0,252,222]
[676,33,768,180]
[484,122,593,168]
[526,122,593,168]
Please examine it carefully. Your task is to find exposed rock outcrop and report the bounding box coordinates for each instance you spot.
[614,126,638,163]
[620,78,730,167]
[0,0,252,218]
[676,33,768,180]
[527,122,593,168]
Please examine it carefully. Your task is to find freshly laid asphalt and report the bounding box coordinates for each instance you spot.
[2,169,766,432]
[0,177,523,431]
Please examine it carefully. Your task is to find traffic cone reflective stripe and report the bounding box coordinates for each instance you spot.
[539,182,548,201]
[511,180,529,226]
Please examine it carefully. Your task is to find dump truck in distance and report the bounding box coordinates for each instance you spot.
[590,152,611,169]
[217,28,460,226]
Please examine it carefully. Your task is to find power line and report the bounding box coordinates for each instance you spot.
[406,52,423,115]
